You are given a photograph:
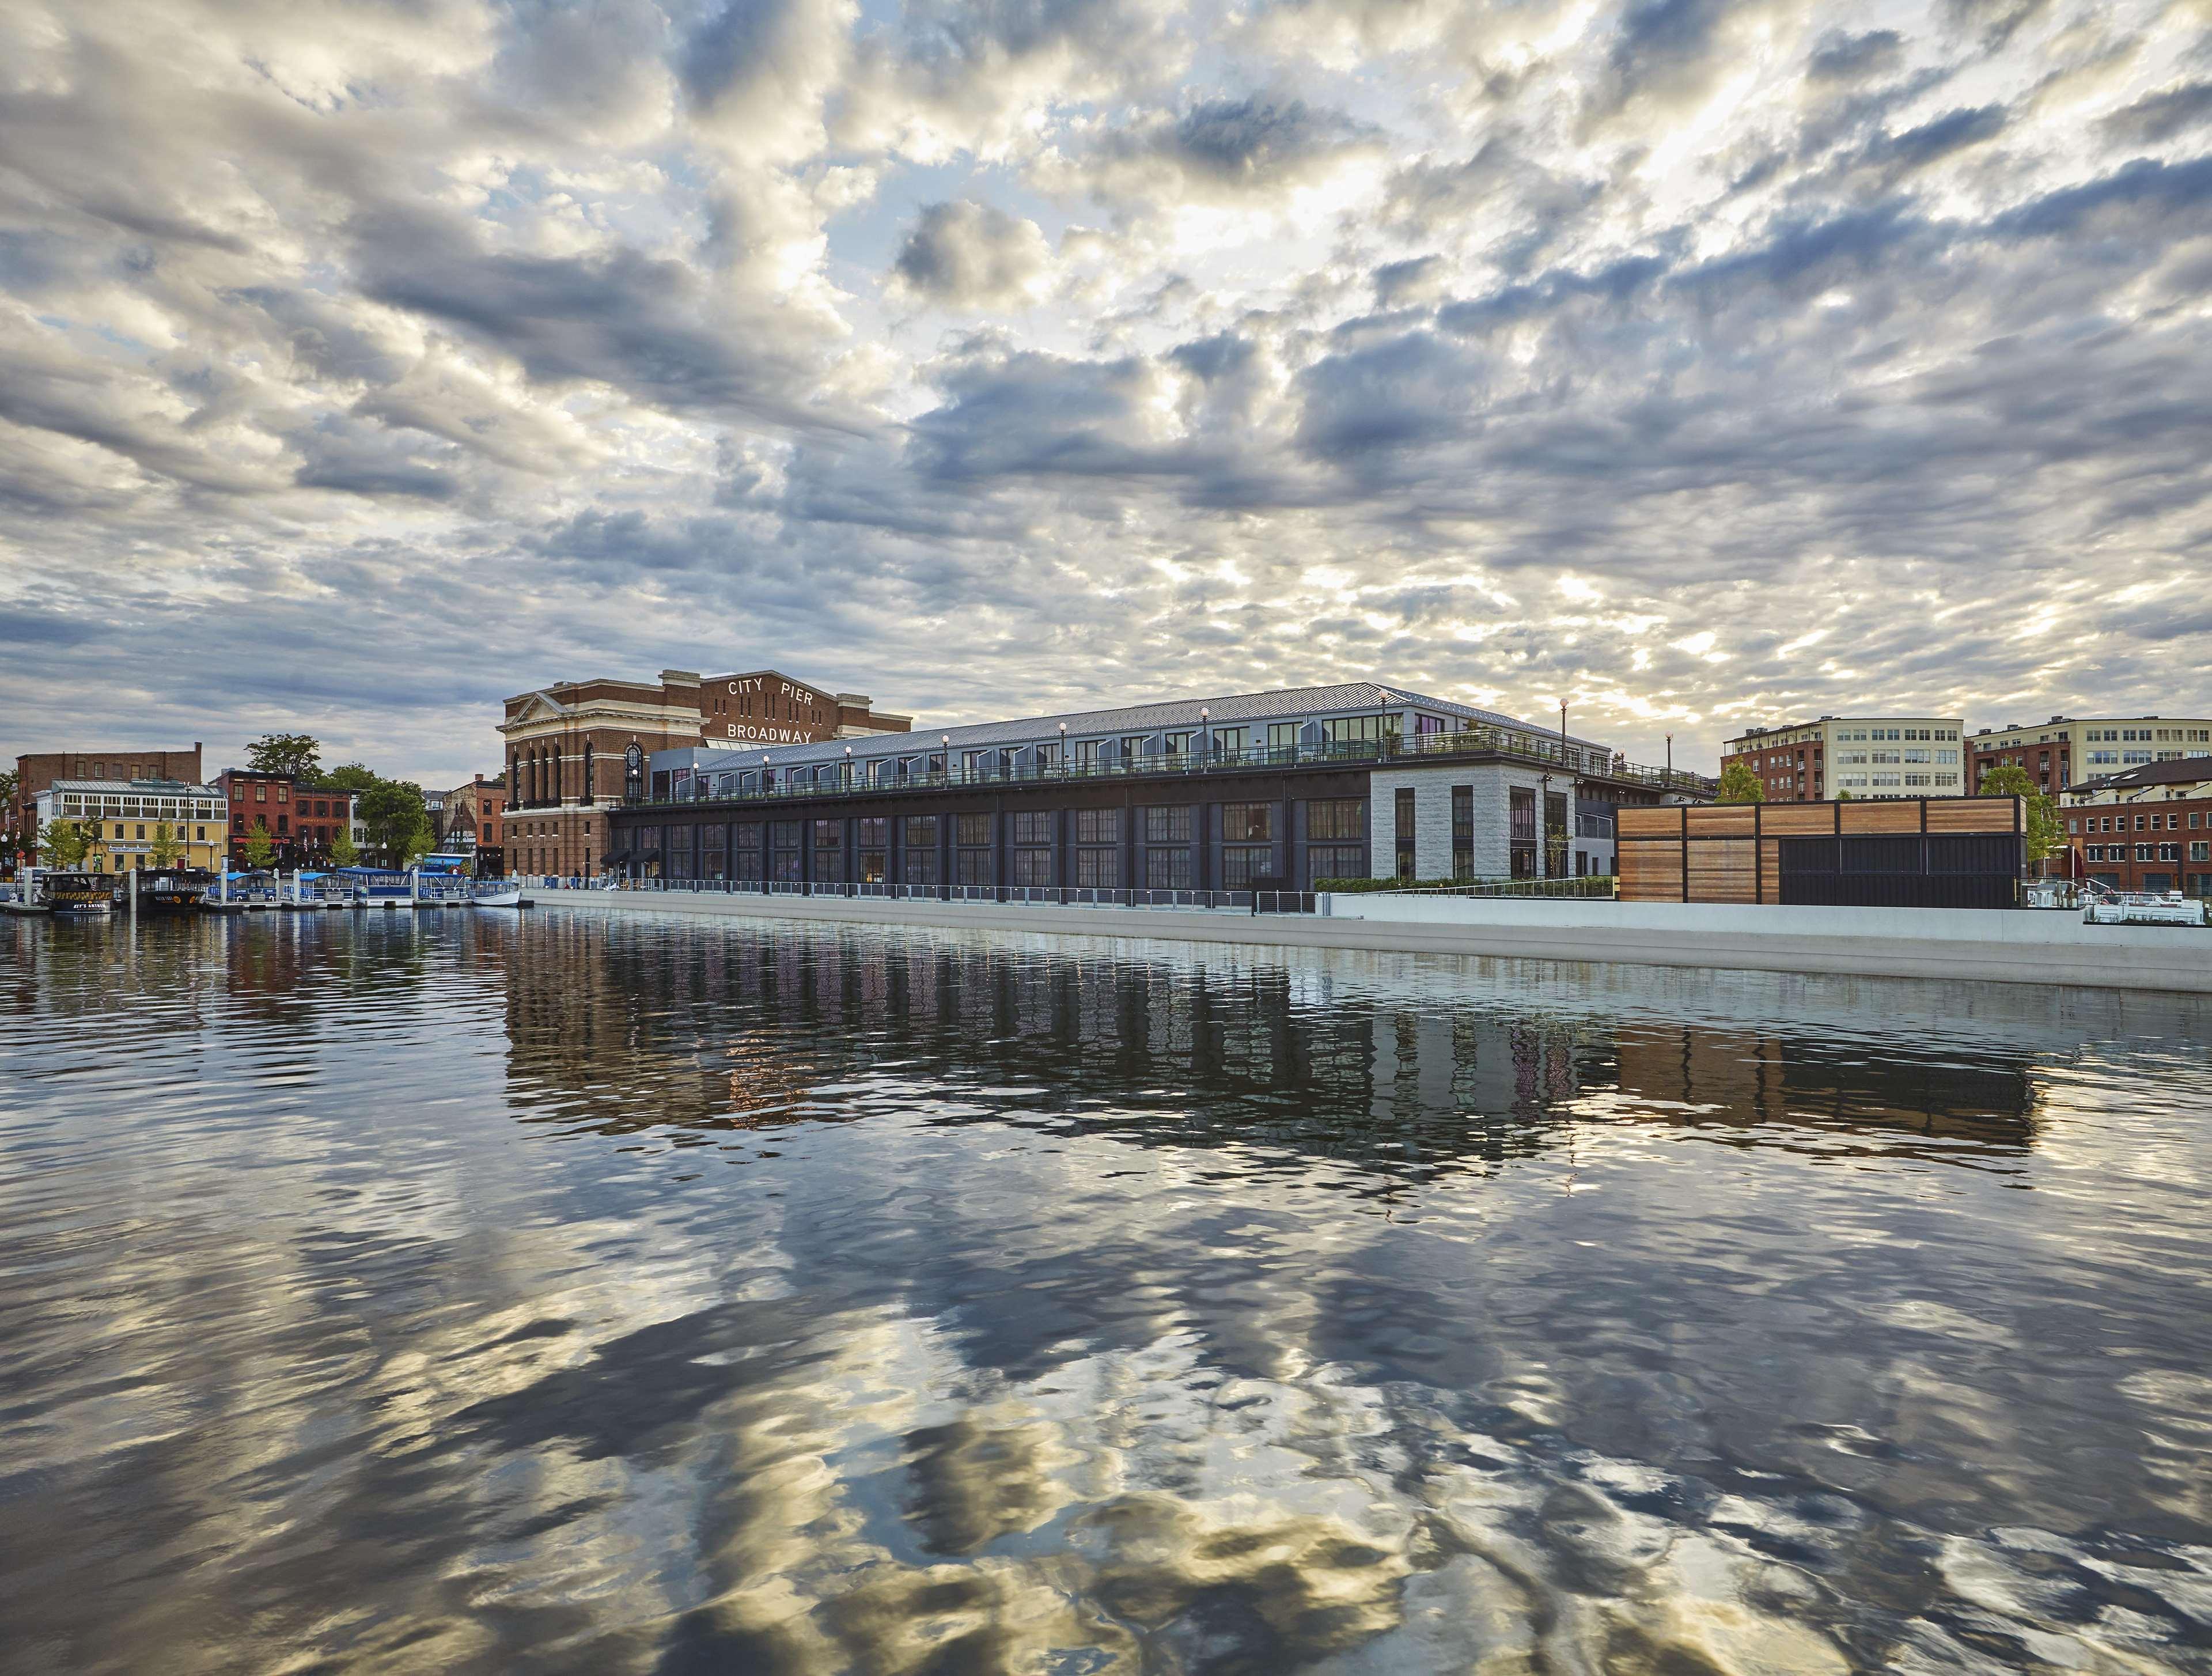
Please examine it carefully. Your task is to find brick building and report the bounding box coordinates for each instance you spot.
[501,668,910,879]
[216,769,358,868]
[1970,714,2212,798]
[12,744,203,861]
[435,775,507,861]
[2061,758,2212,897]
[1721,716,1965,801]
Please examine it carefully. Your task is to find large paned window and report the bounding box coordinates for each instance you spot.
[700,822,727,879]
[731,822,763,882]
[1395,788,1416,879]
[1308,845,1363,883]
[956,850,993,886]
[1306,799,1363,841]
[1146,849,1192,889]
[956,812,992,847]
[1222,848,1271,889]
[1509,786,1537,879]
[1076,808,1120,843]
[1268,722,1300,753]
[1221,803,1273,842]
[904,816,938,848]
[1144,805,1192,844]
[1451,785,1474,879]
[1324,714,1398,747]
[1076,849,1119,887]
[770,820,802,882]
[1010,849,1052,887]
[1011,811,1054,844]
[906,848,940,886]
[813,818,843,883]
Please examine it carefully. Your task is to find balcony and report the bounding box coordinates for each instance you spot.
[624,728,1718,812]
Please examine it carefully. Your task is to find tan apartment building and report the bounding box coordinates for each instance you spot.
[1969,715,2212,798]
[1721,716,1966,801]
[36,778,227,873]
[500,667,910,878]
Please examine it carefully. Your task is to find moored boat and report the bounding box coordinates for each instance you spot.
[42,872,113,917]
[139,868,214,914]
[472,879,522,907]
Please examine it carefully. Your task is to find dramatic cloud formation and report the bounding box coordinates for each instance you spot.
[2,0,2209,781]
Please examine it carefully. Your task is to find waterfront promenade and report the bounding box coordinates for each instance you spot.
[536,885,2212,994]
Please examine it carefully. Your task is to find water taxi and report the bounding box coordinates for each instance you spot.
[42,872,113,916]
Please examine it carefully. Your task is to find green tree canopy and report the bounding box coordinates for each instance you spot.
[1979,763,2063,864]
[1717,761,1765,804]
[149,822,182,867]
[323,763,379,794]
[329,824,359,867]
[243,820,275,868]
[245,733,322,781]
[43,818,89,868]
[359,779,431,865]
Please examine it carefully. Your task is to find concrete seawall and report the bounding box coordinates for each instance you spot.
[531,890,2212,995]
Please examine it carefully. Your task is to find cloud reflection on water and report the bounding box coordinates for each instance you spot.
[2,910,2210,1673]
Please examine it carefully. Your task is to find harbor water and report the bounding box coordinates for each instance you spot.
[3,907,2210,1673]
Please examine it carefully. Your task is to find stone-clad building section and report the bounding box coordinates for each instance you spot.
[499,667,910,879]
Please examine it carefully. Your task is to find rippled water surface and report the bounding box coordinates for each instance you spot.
[5,907,2212,1674]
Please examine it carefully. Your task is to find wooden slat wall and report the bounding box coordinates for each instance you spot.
[1840,802,1922,834]
[1618,843,1683,902]
[1686,838,1756,903]
[1615,796,2021,903]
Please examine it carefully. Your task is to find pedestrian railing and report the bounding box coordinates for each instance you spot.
[527,876,1318,915]
[1374,875,1618,900]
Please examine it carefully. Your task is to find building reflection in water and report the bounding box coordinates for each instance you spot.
[499,913,2048,1179]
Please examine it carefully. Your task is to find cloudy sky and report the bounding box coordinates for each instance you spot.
[3,0,2209,785]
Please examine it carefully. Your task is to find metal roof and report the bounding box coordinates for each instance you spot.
[2065,755,2212,794]
[44,778,224,796]
[678,680,1609,773]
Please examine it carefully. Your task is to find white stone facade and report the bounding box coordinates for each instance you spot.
[1367,764,1577,880]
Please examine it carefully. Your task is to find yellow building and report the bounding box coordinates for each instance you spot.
[35,778,228,873]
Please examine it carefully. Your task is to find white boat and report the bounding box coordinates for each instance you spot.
[2084,890,2207,927]
[471,880,522,907]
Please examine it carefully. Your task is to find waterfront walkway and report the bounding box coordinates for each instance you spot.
[532,886,2211,995]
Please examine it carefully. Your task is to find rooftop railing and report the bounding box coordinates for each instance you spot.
[622,727,1717,812]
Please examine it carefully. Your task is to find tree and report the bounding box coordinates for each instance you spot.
[149,821,182,867]
[329,824,359,867]
[43,818,89,868]
[1978,763,2063,866]
[359,778,431,865]
[245,733,323,781]
[323,762,379,794]
[244,820,275,868]
[1836,788,1854,801]
[1717,761,1765,804]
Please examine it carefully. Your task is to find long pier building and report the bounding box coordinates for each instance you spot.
[599,682,1709,891]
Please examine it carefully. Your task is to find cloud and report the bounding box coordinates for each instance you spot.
[890,200,1054,309]
[1,0,2210,788]
[2100,81,2212,147]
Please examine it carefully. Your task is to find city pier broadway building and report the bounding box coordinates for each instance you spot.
[600,683,1708,892]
